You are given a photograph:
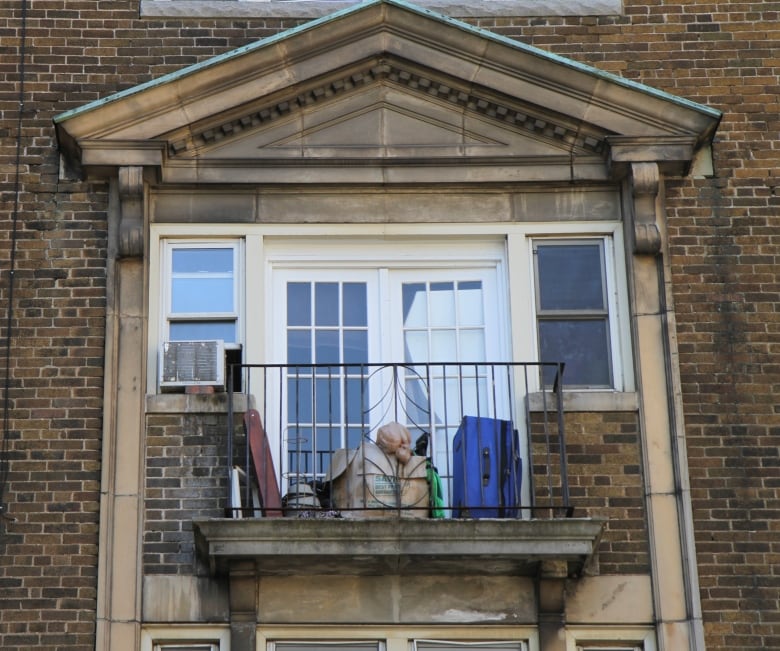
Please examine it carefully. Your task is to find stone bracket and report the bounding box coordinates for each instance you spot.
[537,560,568,651]
[630,161,661,256]
[229,561,257,651]
[118,166,144,259]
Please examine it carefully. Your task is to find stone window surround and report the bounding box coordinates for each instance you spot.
[141,0,624,20]
[147,221,636,397]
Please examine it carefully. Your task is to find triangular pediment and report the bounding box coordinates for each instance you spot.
[169,59,604,164]
[55,0,720,184]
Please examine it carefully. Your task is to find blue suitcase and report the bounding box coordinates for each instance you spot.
[452,415,522,518]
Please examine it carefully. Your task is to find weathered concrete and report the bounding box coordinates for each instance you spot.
[193,517,606,576]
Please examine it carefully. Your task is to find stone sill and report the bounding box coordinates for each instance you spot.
[146,392,250,414]
[146,391,637,414]
[527,390,638,413]
[193,516,605,576]
[141,0,624,19]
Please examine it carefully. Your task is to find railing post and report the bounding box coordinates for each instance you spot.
[223,360,568,518]
[226,365,235,517]
[553,362,570,516]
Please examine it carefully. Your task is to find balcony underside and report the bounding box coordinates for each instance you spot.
[193,517,605,577]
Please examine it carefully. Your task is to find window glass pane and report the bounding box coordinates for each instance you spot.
[314,425,340,474]
[172,277,234,313]
[343,329,368,364]
[169,321,235,341]
[403,373,432,425]
[430,376,465,424]
[429,281,455,326]
[459,328,486,362]
[537,243,605,311]
[287,282,311,326]
[346,426,364,449]
[457,280,484,326]
[315,329,340,364]
[172,248,232,274]
[539,319,611,386]
[315,282,339,326]
[287,329,311,364]
[343,282,367,326]
[456,376,488,417]
[287,426,313,476]
[431,329,456,362]
[404,330,429,363]
[345,377,368,424]
[315,377,341,422]
[403,283,427,327]
[287,377,312,422]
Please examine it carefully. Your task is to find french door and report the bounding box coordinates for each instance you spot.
[268,245,511,497]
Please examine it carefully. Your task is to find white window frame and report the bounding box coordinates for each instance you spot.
[160,238,243,346]
[141,626,230,651]
[531,236,620,390]
[148,222,633,397]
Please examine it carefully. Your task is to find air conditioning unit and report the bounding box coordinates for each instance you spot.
[159,340,225,388]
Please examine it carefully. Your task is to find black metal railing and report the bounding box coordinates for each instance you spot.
[226,362,570,519]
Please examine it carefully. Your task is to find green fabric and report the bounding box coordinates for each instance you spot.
[426,461,446,518]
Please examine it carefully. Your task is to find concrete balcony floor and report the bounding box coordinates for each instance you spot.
[193,517,605,577]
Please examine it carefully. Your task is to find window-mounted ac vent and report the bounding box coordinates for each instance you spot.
[160,340,225,388]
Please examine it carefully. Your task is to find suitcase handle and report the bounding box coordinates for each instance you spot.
[482,447,490,485]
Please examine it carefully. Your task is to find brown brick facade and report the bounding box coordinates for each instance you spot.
[144,412,229,576]
[1,1,777,650]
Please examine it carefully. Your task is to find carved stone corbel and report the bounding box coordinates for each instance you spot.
[117,166,144,258]
[630,161,662,255]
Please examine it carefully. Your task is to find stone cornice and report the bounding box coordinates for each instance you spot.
[169,59,606,159]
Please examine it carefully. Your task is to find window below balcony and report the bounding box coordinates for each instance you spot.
[258,629,536,651]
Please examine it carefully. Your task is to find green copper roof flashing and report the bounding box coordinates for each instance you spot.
[53,0,722,125]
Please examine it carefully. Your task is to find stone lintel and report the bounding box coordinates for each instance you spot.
[160,159,608,185]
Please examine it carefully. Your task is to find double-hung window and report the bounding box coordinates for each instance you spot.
[159,240,243,388]
[533,238,618,389]
[162,240,241,345]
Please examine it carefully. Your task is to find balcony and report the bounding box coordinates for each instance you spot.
[193,362,605,577]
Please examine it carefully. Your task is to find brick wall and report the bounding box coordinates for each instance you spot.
[1,0,778,649]
[532,411,649,576]
[144,412,230,576]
